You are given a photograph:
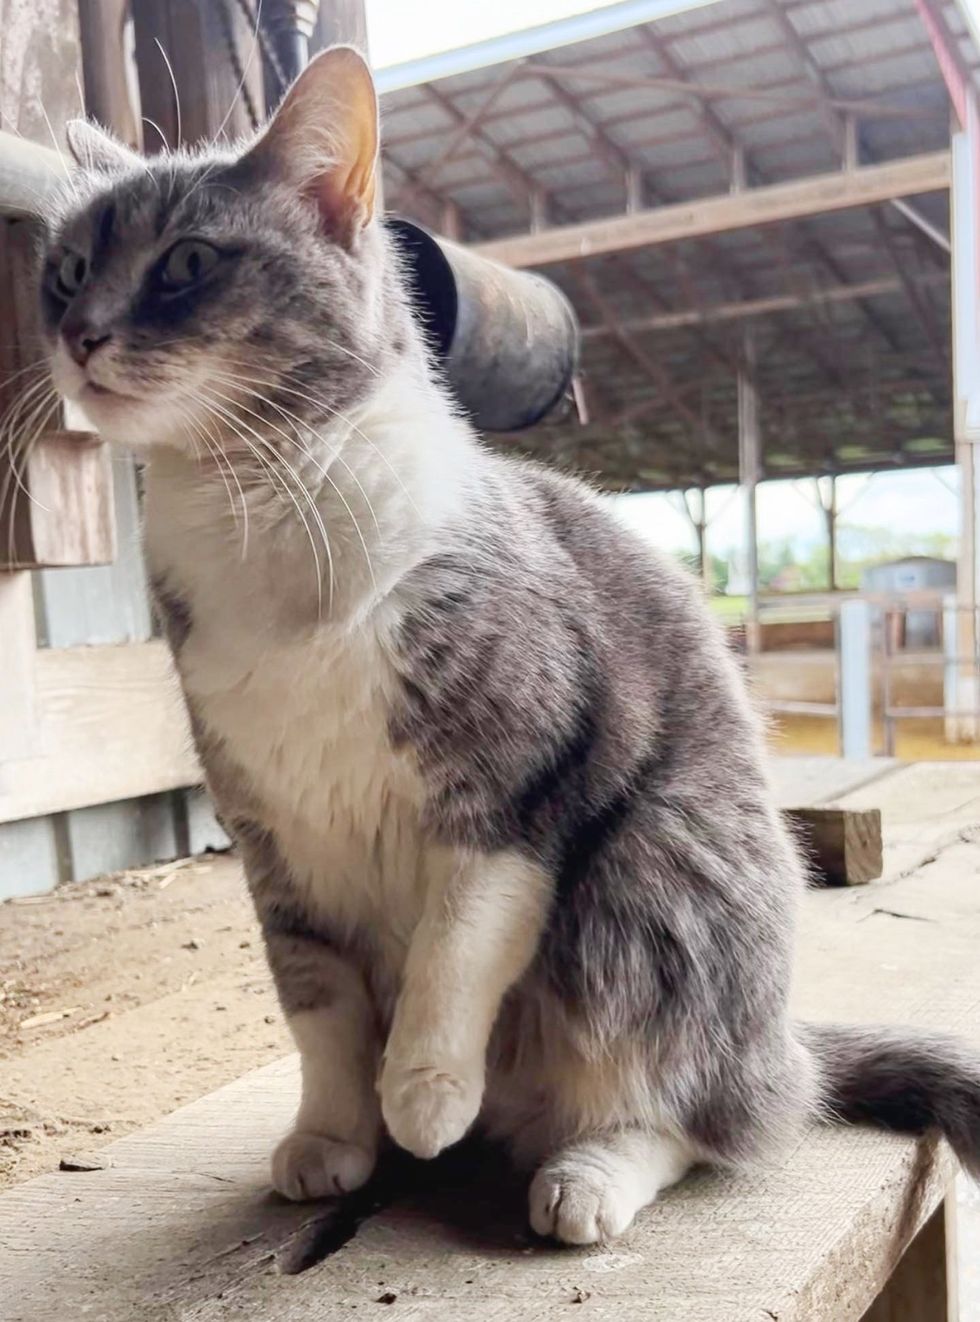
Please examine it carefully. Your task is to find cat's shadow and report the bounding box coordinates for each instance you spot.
[271,1137,544,1275]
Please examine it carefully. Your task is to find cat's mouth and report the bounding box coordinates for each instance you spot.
[80,379,138,405]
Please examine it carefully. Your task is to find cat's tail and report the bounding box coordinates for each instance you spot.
[798,1022,980,1178]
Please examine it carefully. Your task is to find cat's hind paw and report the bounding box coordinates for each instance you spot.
[379,1061,482,1160]
[271,1131,375,1201]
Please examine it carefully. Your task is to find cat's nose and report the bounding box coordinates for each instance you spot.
[62,323,112,367]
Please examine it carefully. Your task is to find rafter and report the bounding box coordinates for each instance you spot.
[473,153,951,265]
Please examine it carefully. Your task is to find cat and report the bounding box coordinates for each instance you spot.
[39,46,980,1246]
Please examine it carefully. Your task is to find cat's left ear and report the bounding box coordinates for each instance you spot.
[243,45,379,247]
[66,120,141,173]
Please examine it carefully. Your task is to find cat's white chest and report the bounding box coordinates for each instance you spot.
[181,615,442,954]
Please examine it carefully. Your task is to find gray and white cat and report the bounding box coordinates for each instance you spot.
[40,47,980,1245]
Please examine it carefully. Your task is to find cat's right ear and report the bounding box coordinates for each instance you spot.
[66,120,141,173]
[240,45,379,248]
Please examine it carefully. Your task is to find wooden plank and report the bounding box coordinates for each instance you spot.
[836,761,980,881]
[1,219,116,572]
[2,774,978,1321]
[0,571,37,762]
[0,641,199,824]
[473,151,952,268]
[770,756,900,810]
[787,806,883,886]
[2,430,116,569]
[862,1198,951,1322]
[0,814,61,899]
[36,453,152,645]
[65,793,181,884]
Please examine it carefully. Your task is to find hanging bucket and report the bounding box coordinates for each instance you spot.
[386,217,580,433]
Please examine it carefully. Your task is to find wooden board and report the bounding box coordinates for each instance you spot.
[836,761,980,881]
[787,806,883,886]
[2,429,116,569]
[0,641,199,824]
[1,761,977,1321]
[770,756,900,809]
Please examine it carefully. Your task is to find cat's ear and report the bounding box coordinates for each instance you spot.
[243,45,379,246]
[65,119,141,173]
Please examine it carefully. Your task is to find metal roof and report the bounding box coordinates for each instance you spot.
[377,0,975,490]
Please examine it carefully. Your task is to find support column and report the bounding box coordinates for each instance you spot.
[823,475,838,592]
[950,96,980,740]
[738,331,761,652]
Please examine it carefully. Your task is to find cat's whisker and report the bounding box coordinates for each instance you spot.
[170,396,241,539]
[0,375,59,507]
[320,337,382,380]
[213,358,425,521]
[210,0,266,145]
[37,100,80,203]
[1,394,61,566]
[193,389,331,615]
[208,370,384,543]
[154,38,183,150]
[187,401,251,559]
[204,380,370,598]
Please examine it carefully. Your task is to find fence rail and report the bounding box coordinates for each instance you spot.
[733,591,980,758]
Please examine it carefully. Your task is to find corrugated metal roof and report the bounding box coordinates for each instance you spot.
[378,0,974,488]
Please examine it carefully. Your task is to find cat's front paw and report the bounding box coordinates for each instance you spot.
[528,1160,638,1245]
[379,1060,482,1159]
[272,1130,375,1201]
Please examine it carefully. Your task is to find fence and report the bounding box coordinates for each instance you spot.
[740,591,980,760]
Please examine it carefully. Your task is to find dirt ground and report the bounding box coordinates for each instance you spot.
[0,851,290,1189]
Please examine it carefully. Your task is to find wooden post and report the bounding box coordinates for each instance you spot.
[826,475,838,591]
[861,1197,953,1322]
[839,599,873,760]
[76,0,138,145]
[131,0,264,149]
[1,139,115,571]
[738,330,761,651]
[950,94,980,741]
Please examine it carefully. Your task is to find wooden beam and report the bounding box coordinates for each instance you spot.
[473,152,951,268]
[580,274,948,338]
[786,806,884,886]
[574,267,719,445]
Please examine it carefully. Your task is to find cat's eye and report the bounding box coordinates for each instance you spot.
[158,240,221,292]
[53,252,87,299]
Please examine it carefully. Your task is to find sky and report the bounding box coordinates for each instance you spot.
[366,0,631,69]
[365,0,965,558]
[616,469,960,559]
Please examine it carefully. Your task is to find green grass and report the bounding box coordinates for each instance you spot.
[708,595,748,620]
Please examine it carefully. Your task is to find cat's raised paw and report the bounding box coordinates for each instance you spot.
[271,1131,375,1201]
[529,1160,638,1245]
[380,1061,482,1159]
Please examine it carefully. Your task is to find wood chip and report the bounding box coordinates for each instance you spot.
[20,1008,80,1029]
[59,1152,112,1173]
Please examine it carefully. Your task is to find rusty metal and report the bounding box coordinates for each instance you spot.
[387,218,579,433]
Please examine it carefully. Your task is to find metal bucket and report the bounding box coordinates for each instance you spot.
[386,217,580,433]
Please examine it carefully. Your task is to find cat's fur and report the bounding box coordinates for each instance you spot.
[40,48,980,1245]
